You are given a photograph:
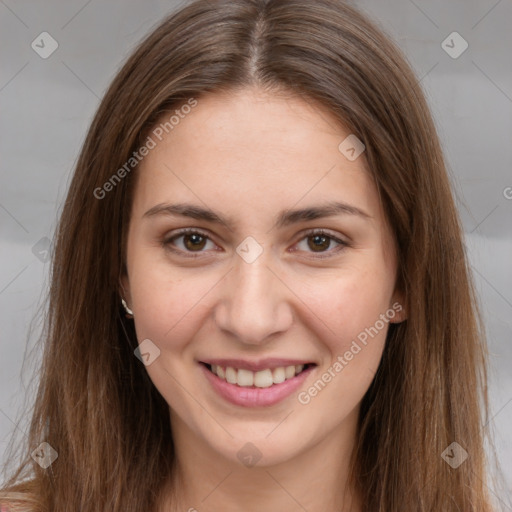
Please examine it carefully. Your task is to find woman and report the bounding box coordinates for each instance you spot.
[0,0,503,510]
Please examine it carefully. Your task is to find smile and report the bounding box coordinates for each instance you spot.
[199,362,317,407]
[206,363,313,387]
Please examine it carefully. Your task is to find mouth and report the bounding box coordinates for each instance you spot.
[200,362,316,388]
[199,361,317,407]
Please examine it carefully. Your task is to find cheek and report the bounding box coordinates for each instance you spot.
[305,262,394,343]
[298,259,394,394]
[128,254,214,353]
[297,271,392,413]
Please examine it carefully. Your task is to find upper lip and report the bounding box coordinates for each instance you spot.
[199,358,316,372]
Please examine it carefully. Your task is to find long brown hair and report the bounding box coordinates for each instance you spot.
[0,0,504,510]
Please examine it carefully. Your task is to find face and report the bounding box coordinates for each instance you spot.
[121,86,405,468]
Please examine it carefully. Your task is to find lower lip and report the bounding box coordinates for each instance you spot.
[200,363,315,407]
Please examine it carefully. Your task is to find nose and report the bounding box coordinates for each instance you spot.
[214,250,294,346]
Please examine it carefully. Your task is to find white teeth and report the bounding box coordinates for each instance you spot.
[272,367,286,384]
[285,365,296,379]
[237,369,254,387]
[225,366,237,384]
[254,369,273,388]
[209,363,309,387]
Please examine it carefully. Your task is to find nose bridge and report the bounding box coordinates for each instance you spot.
[215,247,293,345]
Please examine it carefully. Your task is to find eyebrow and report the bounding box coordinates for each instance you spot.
[143,200,372,229]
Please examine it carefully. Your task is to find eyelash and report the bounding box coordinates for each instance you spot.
[162,228,349,259]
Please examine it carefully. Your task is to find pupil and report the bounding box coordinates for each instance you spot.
[185,234,206,251]
[183,234,330,252]
[309,235,329,252]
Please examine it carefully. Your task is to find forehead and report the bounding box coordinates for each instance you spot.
[132,87,381,227]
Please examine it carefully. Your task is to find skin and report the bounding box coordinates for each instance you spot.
[120,86,406,512]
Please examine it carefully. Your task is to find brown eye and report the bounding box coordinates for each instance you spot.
[182,233,207,251]
[294,229,348,258]
[163,229,216,257]
[307,234,331,252]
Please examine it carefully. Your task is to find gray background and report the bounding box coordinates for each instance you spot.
[1,0,511,506]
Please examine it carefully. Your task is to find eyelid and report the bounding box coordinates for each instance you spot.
[291,228,349,259]
[162,227,349,258]
[162,227,217,258]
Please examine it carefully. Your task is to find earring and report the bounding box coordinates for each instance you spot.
[121,298,134,318]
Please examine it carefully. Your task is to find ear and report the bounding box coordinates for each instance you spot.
[119,272,132,310]
[389,288,407,323]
